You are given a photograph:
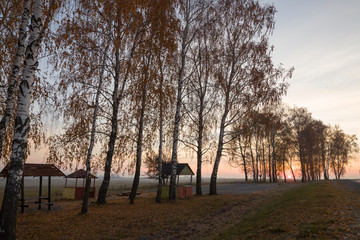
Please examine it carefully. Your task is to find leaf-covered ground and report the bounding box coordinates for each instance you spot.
[15,181,360,240]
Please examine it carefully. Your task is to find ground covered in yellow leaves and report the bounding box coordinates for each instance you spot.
[16,181,360,240]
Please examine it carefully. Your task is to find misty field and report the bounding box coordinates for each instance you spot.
[0,176,234,200]
[2,180,358,239]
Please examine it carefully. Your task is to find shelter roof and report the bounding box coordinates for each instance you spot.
[66,169,97,179]
[162,163,194,176]
[0,163,65,177]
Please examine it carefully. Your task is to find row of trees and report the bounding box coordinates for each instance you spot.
[42,0,291,206]
[229,105,358,183]
[2,0,356,239]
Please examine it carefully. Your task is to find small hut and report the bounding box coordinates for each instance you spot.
[62,169,97,200]
[0,163,65,213]
[161,163,195,185]
[161,163,194,199]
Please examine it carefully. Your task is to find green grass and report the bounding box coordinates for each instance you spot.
[215,181,360,240]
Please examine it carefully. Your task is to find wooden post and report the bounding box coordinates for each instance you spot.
[190,175,192,185]
[38,176,42,210]
[21,176,24,214]
[177,175,179,185]
[65,177,67,188]
[48,176,51,210]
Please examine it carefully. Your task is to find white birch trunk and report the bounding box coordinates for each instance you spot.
[156,103,164,202]
[196,106,204,195]
[209,106,228,195]
[97,36,138,204]
[130,55,151,204]
[0,0,30,159]
[97,49,120,204]
[81,45,108,214]
[156,53,165,203]
[169,2,190,201]
[239,136,248,181]
[249,138,256,181]
[0,0,43,238]
[271,128,277,182]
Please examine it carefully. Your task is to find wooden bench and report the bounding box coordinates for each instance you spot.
[121,192,141,196]
[19,203,54,207]
[19,197,53,212]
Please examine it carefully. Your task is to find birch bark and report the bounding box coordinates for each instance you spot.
[129,55,150,204]
[196,109,204,195]
[97,49,121,204]
[169,1,190,201]
[239,136,248,182]
[156,52,165,203]
[209,105,228,195]
[156,97,164,202]
[0,0,30,159]
[0,0,43,238]
[97,35,138,204]
[129,84,146,204]
[81,45,108,213]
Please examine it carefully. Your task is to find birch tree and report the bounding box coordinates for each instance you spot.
[128,0,177,204]
[328,126,358,180]
[129,53,152,204]
[182,2,219,195]
[47,0,113,172]
[96,0,149,204]
[47,0,147,204]
[0,0,44,238]
[0,0,30,162]
[169,0,213,201]
[81,44,109,213]
[289,107,312,182]
[229,118,251,181]
[209,0,290,194]
[154,39,177,202]
[0,0,22,100]
[1,0,51,162]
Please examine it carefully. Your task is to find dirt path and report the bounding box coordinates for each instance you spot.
[137,183,298,240]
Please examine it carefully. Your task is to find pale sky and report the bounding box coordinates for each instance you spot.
[27,0,360,179]
[269,0,360,178]
[204,0,360,178]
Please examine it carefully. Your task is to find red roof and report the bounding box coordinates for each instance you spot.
[66,169,97,179]
[0,163,65,177]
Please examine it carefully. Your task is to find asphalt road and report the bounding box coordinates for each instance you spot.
[341,179,360,193]
[198,179,360,195]
[197,182,280,194]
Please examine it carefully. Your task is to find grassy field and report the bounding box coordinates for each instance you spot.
[215,181,360,240]
[12,180,360,240]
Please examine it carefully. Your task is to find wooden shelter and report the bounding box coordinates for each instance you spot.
[161,163,194,199]
[0,163,65,213]
[161,163,195,184]
[62,169,97,200]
